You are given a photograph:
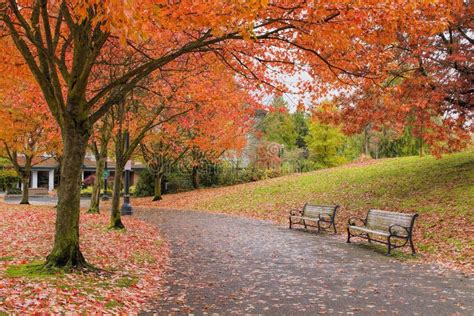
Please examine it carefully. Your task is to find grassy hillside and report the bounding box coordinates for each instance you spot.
[136,150,474,272]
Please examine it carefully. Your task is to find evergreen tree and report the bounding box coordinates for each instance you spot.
[260,96,298,149]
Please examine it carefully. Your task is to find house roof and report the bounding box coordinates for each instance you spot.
[15,156,145,171]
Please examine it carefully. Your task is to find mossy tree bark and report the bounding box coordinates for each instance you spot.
[45,119,91,270]
[88,115,112,214]
[3,146,33,205]
[20,175,30,205]
[20,155,32,205]
[87,155,104,214]
[110,164,125,229]
[153,172,163,201]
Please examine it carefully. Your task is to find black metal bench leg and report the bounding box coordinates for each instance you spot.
[346,228,351,243]
[333,222,337,234]
[386,237,392,256]
[288,216,292,229]
[303,220,307,230]
[409,237,416,255]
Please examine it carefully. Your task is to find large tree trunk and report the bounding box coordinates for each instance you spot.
[110,165,125,229]
[20,176,30,205]
[192,166,199,189]
[153,172,163,201]
[87,155,105,214]
[45,123,90,270]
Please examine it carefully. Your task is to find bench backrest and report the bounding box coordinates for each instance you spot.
[366,209,417,233]
[303,204,338,219]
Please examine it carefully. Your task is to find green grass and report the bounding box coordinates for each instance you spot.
[105,299,124,309]
[132,251,157,264]
[0,256,14,262]
[116,275,139,288]
[194,150,473,267]
[202,151,474,218]
[5,262,63,278]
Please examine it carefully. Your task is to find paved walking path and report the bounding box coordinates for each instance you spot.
[2,195,91,207]
[141,209,472,314]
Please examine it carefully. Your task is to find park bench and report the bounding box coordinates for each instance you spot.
[289,203,339,233]
[347,209,418,255]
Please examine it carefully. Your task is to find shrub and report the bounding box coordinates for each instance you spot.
[134,168,155,197]
[80,186,111,196]
[80,186,93,196]
[166,172,193,193]
[300,160,319,172]
[217,165,239,186]
[264,168,281,179]
[0,169,19,193]
[7,187,22,195]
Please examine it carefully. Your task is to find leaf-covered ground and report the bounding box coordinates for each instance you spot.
[134,150,474,274]
[0,204,168,313]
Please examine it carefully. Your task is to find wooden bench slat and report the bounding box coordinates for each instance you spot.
[304,204,335,217]
[366,210,414,232]
[290,216,322,222]
[289,204,339,233]
[348,225,390,237]
[347,209,418,255]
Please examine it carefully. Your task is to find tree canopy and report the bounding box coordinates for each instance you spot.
[0,0,469,270]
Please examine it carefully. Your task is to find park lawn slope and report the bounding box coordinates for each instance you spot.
[137,150,474,273]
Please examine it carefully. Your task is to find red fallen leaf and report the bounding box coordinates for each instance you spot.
[0,203,169,313]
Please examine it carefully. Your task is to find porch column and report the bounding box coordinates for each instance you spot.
[31,171,38,189]
[48,169,55,192]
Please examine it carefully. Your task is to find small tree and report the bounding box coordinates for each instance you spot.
[305,121,347,167]
[0,78,58,204]
[87,114,112,214]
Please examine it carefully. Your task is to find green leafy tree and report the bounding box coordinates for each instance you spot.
[292,110,309,149]
[0,168,19,193]
[305,121,347,167]
[260,96,297,149]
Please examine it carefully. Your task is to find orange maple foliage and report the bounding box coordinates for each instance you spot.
[0,0,466,268]
[0,63,60,203]
[140,64,256,196]
[317,2,472,156]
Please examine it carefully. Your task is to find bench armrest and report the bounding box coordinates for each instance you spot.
[289,209,303,216]
[389,224,409,237]
[348,217,366,226]
[318,213,333,222]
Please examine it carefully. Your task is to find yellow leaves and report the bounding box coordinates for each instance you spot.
[239,22,257,42]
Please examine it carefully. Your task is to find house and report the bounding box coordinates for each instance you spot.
[17,154,145,193]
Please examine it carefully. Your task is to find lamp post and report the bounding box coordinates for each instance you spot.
[120,130,133,215]
[101,159,109,201]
